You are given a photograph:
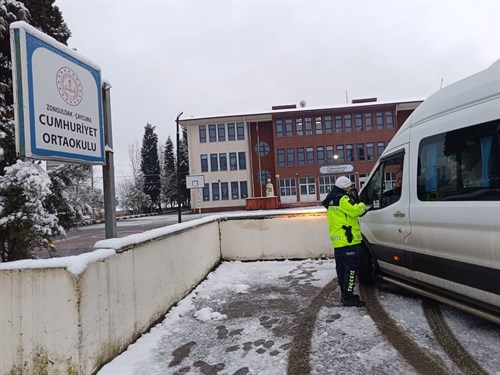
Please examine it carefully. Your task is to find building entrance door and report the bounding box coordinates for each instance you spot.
[299,177,316,202]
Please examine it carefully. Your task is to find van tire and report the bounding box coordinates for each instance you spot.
[358,244,376,285]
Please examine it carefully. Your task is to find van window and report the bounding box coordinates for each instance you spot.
[360,154,404,209]
[417,120,500,201]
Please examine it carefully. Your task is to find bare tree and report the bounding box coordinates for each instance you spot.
[128,140,143,190]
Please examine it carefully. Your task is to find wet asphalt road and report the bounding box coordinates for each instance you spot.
[36,212,209,259]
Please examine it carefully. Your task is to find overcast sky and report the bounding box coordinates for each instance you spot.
[54,0,500,186]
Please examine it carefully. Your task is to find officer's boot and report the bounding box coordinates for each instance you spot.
[342,292,366,307]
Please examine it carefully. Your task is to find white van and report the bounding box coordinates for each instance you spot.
[358,60,500,322]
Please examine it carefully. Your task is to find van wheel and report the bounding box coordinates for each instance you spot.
[358,244,376,285]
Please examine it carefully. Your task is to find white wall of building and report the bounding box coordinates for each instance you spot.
[184,114,271,211]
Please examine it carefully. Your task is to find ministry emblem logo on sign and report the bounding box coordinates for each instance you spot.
[56,67,83,106]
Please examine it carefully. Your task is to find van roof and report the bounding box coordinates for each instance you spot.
[402,59,500,130]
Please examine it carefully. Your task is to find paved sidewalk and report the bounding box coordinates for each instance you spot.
[97,259,416,375]
[97,257,500,375]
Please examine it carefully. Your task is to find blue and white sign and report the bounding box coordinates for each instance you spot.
[10,21,105,164]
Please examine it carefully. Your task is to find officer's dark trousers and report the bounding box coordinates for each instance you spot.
[334,244,360,297]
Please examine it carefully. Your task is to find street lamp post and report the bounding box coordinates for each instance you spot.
[176,111,183,223]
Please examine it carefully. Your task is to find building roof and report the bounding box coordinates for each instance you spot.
[180,98,424,126]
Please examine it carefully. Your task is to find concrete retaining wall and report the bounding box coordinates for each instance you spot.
[0,210,329,375]
[220,211,330,260]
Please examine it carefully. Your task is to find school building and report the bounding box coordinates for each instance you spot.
[180,98,422,212]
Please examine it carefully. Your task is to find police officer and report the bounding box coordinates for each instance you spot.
[322,176,367,307]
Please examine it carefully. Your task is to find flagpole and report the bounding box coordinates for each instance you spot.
[256,123,263,197]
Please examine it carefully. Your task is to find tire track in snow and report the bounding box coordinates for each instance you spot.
[287,278,338,375]
[422,300,489,375]
[360,284,450,375]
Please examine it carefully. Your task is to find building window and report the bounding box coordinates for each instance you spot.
[297,147,305,166]
[319,175,335,194]
[229,152,237,170]
[306,147,315,165]
[210,153,218,171]
[255,141,270,156]
[305,117,313,135]
[344,114,352,133]
[277,149,285,167]
[364,113,373,131]
[359,173,369,189]
[238,152,246,169]
[287,148,295,166]
[335,115,342,133]
[317,146,325,165]
[299,177,316,195]
[324,116,332,134]
[212,183,220,201]
[355,113,363,132]
[285,119,293,137]
[357,143,365,161]
[219,153,227,171]
[236,122,245,140]
[199,125,207,143]
[217,124,225,142]
[200,154,208,172]
[346,144,354,161]
[203,183,210,201]
[221,182,229,200]
[377,141,385,157]
[276,120,284,138]
[279,178,296,196]
[385,111,394,129]
[208,124,217,142]
[227,123,236,141]
[315,117,323,135]
[326,145,335,164]
[240,181,248,198]
[336,145,345,162]
[376,112,384,130]
[366,142,375,160]
[295,118,303,136]
[231,181,239,199]
[256,170,271,185]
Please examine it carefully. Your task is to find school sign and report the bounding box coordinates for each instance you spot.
[10,21,105,164]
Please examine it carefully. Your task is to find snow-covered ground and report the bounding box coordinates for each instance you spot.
[98,259,500,375]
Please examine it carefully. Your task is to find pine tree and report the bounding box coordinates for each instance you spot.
[20,0,71,44]
[0,160,64,261]
[140,123,161,212]
[161,136,176,208]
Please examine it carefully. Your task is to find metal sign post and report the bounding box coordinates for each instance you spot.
[102,83,116,238]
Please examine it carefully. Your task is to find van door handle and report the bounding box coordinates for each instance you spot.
[393,211,406,218]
